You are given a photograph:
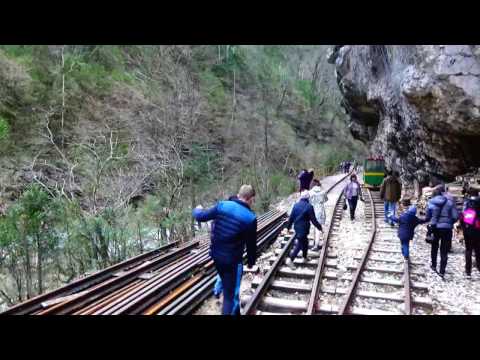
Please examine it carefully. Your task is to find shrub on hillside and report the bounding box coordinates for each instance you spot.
[0,117,9,141]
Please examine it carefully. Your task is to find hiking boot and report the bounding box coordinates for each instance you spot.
[439,272,445,280]
[466,273,472,280]
[285,258,296,270]
[430,265,437,273]
[404,256,409,261]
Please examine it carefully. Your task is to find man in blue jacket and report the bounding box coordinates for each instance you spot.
[213,195,242,308]
[425,184,459,278]
[285,191,323,269]
[192,185,257,315]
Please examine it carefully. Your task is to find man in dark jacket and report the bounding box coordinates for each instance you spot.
[389,199,428,260]
[285,191,323,269]
[425,184,459,278]
[193,185,257,315]
[298,168,314,192]
[380,171,402,226]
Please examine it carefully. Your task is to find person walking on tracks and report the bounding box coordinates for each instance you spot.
[285,191,323,269]
[380,170,402,226]
[193,185,257,315]
[388,198,428,260]
[425,185,459,279]
[212,195,242,305]
[344,174,364,221]
[459,195,480,279]
[298,168,314,192]
[309,179,328,251]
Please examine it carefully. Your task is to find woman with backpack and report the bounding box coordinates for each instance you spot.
[309,179,328,251]
[425,184,459,279]
[459,195,480,279]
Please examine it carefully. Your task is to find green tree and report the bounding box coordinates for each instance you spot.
[17,185,58,295]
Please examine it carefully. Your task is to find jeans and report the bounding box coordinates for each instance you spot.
[213,263,243,313]
[400,237,411,258]
[347,196,358,220]
[464,231,480,275]
[214,261,244,315]
[290,234,309,260]
[384,201,396,224]
[431,228,452,275]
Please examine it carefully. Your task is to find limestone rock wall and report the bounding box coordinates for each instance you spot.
[329,45,480,186]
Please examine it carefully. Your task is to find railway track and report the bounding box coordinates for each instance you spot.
[243,177,433,315]
[3,173,433,316]
[242,173,351,315]
[328,190,432,315]
[2,209,287,315]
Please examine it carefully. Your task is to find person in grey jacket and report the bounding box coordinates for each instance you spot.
[309,179,328,251]
[344,174,364,221]
[425,184,459,278]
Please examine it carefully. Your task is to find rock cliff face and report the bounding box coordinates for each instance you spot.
[328,45,480,186]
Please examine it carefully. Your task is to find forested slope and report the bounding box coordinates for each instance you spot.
[0,45,365,308]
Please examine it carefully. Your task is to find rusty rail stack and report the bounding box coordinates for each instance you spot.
[2,209,287,315]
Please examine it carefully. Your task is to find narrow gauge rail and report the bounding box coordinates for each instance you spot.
[242,173,351,315]
[243,178,433,315]
[329,190,432,315]
[1,239,193,315]
[2,209,286,315]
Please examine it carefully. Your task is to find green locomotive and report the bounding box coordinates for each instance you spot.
[363,157,385,189]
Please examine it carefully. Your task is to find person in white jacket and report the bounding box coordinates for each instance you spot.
[309,179,327,251]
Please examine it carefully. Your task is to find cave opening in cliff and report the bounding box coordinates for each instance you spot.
[458,134,480,171]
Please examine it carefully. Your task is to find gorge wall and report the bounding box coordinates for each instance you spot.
[328,45,480,186]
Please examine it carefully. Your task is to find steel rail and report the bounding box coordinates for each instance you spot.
[149,217,287,315]
[243,172,352,315]
[337,188,376,315]
[306,186,347,314]
[4,207,286,315]
[1,240,184,315]
[404,257,412,315]
[44,241,200,315]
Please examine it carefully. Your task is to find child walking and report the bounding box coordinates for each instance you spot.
[389,199,428,260]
